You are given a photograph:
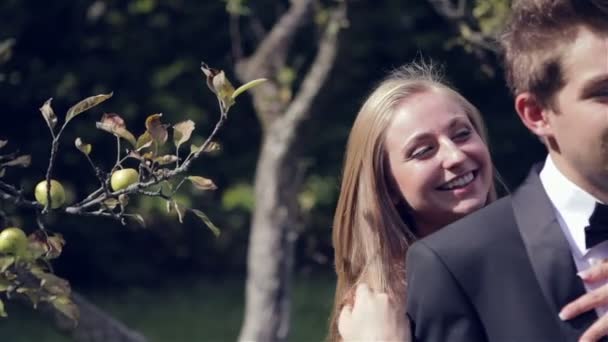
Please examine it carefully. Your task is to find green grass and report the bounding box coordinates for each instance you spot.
[0,274,335,342]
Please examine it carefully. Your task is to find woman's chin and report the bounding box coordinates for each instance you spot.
[450,198,487,217]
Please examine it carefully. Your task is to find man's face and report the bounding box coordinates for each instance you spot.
[545,26,608,200]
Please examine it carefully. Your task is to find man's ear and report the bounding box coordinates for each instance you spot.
[514,93,552,137]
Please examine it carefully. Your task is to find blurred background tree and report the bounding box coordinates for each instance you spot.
[0,0,545,341]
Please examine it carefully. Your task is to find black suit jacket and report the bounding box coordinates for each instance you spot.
[406,166,601,341]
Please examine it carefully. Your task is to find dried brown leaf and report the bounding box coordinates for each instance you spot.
[173,120,195,149]
[145,113,168,146]
[74,138,92,155]
[136,131,153,151]
[154,154,178,165]
[187,176,217,191]
[39,98,58,131]
[66,92,113,124]
[95,113,137,147]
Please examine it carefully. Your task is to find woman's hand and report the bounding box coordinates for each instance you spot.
[559,260,608,342]
[338,283,409,341]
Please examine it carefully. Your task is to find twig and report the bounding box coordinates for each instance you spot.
[115,136,121,168]
[64,107,228,215]
[43,120,71,213]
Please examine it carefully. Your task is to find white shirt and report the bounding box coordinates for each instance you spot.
[540,155,608,316]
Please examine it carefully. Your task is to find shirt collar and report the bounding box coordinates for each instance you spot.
[540,155,601,254]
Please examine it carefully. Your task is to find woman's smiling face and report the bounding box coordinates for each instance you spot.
[384,90,492,236]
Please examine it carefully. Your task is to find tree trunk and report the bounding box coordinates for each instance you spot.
[238,126,301,341]
[233,2,345,340]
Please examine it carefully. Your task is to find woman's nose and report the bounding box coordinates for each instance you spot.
[441,141,467,169]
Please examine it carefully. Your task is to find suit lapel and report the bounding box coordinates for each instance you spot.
[512,165,597,339]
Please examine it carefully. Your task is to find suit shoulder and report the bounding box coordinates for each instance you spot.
[417,196,516,254]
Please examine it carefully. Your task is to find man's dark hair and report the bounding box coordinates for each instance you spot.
[501,0,608,106]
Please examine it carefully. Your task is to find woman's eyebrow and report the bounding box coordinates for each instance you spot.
[400,115,467,154]
[401,132,432,154]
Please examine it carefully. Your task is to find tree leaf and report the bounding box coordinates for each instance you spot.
[16,286,43,309]
[204,142,221,152]
[187,176,217,191]
[74,138,92,156]
[103,198,119,210]
[0,298,6,317]
[190,144,201,154]
[0,276,10,292]
[2,155,31,168]
[31,269,71,296]
[136,131,153,151]
[190,209,220,237]
[200,62,221,95]
[145,113,168,146]
[27,233,48,260]
[95,113,137,147]
[39,98,58,131]
[174,201,186,224]
[46,234,65,259]
[65,92,113,124]
[0,256,15,272]
[50,295,79,324]
[129,214,146,228]
[212,71,236,110]
[154,154,178,165]
[232,78,267,100]
[191,141,221,154]
[173,120,195,149]
[119,194,129,208]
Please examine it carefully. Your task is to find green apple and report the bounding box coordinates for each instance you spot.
[111,168,139,191]
[35,179,66,209]
[0,227,28,257]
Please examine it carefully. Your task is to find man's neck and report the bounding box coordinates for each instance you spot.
[549,152,608,204]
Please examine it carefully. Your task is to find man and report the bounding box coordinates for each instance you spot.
[406,0,608,341]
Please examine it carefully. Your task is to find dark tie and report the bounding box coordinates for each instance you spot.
[585,202,608,249]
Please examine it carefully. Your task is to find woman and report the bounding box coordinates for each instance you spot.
[329,61,498,341]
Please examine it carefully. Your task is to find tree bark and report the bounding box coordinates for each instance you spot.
[234,2,346,341]
[238,127,300,341]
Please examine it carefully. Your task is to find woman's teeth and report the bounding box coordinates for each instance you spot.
[439,172,475,190]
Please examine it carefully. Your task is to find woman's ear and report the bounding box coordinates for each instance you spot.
[514,93,553,138]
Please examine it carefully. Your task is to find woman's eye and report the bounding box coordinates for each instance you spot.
[411,146,434,159]
[453,129,472,141]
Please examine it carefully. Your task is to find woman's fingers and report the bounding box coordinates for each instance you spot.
[560,285,608,321]
[338,304,354,339]
[579,261,608,283]
[559,261,608,341]
[578,314,608,342]
[338,283,409,341]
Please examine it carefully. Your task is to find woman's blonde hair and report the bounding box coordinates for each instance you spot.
[328,61,497,341]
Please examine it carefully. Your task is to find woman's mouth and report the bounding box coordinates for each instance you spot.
[437,171,477,191]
